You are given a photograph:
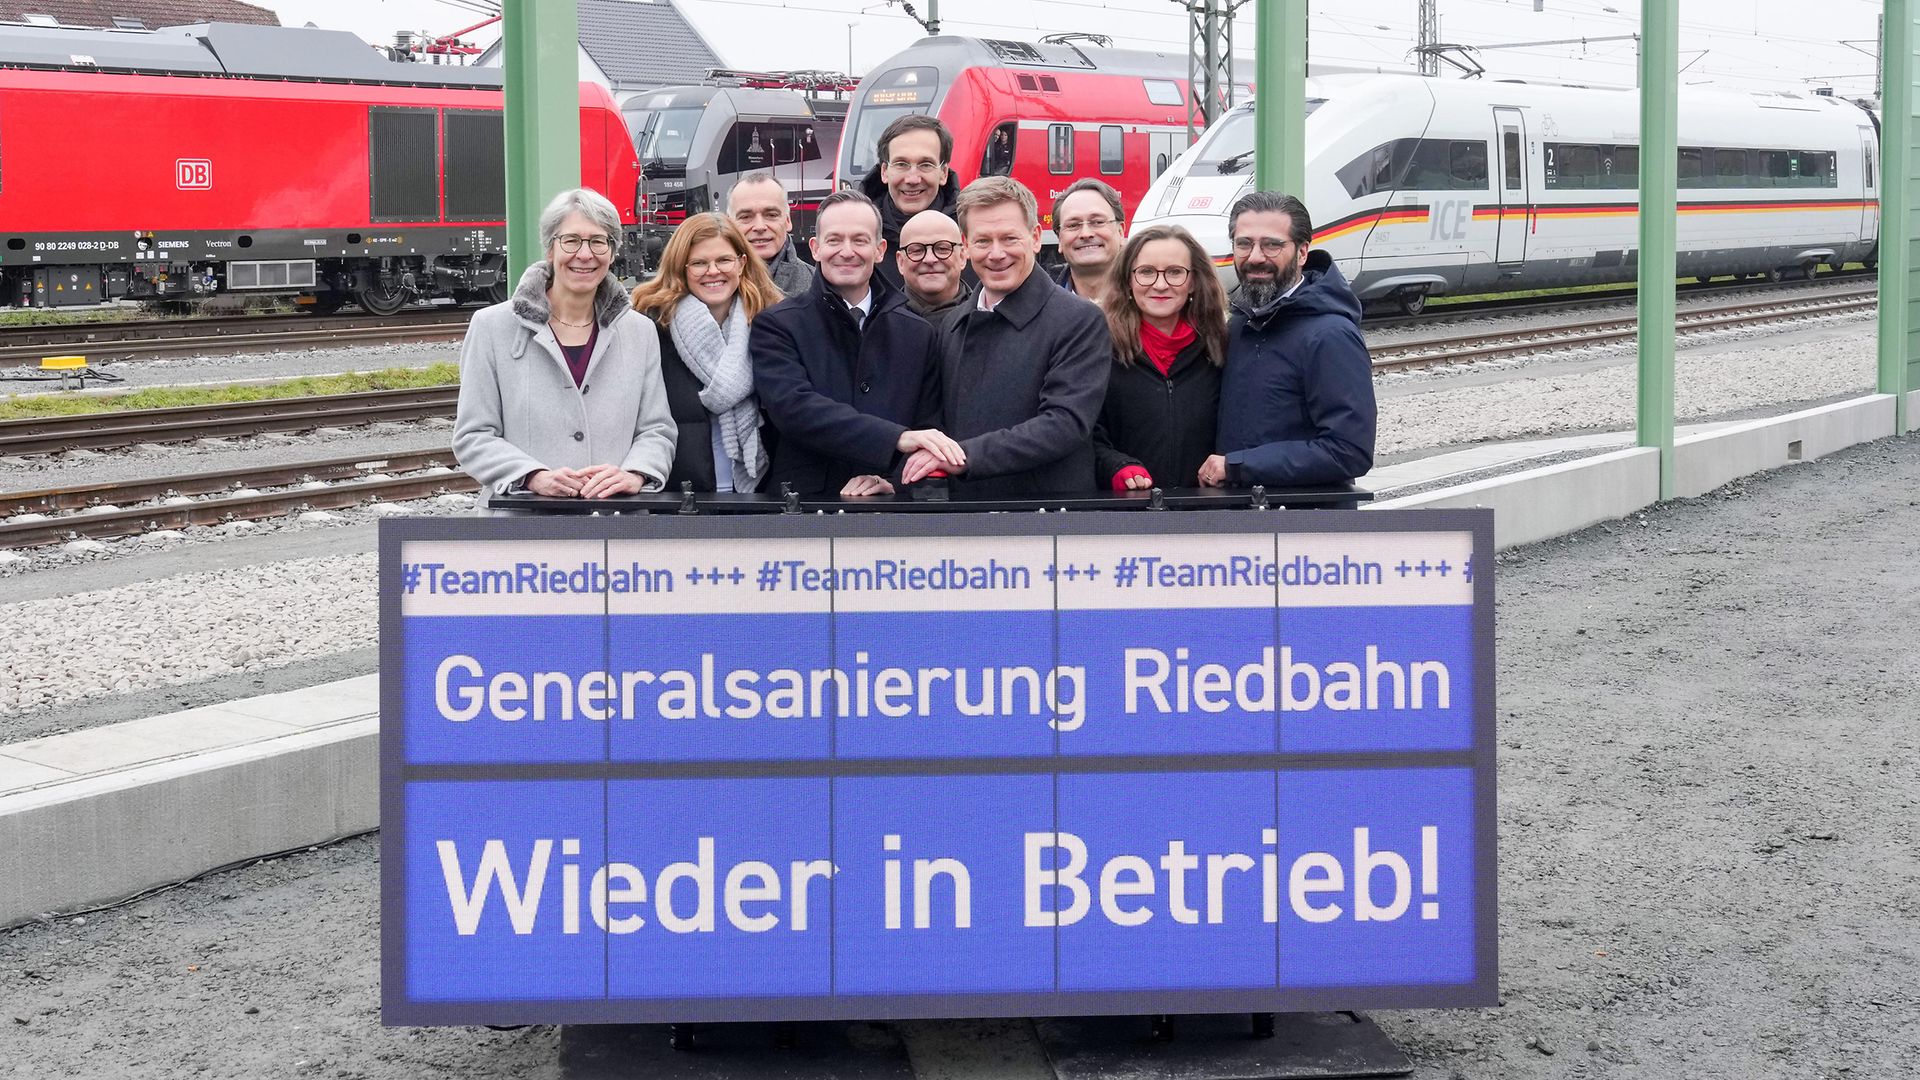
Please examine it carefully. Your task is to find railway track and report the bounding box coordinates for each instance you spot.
[1372,289,1877,371]
[0,385,458,456]
[0,448,473,548]
[0,309,471,364]
[1361,268,1877,330]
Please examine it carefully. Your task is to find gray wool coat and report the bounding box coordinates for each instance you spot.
[453,262,677,497]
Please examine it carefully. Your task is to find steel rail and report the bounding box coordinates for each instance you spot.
[0,451,473,548]
[0,386,459,456]
[1372,291,1877,371]
[1361,268,1877,330]
[0,311,470,364]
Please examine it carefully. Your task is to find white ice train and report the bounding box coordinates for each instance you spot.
[1134,76,1881,313]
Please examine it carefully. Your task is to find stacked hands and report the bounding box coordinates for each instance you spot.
[1116,454,1231,490]
[524,464,647,499]
[841,429,969,496]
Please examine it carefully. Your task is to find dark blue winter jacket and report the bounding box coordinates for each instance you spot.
[1216,250,1375,486]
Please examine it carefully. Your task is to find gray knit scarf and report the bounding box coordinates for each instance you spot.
[668,294,766,492]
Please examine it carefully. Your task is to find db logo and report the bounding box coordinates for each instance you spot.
[1187,195,1213,209]
[175,159,212,190]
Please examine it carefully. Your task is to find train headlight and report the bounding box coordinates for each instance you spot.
[1155,177,1184,218]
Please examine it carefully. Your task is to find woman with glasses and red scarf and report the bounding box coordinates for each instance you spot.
[1090,224,1232,492]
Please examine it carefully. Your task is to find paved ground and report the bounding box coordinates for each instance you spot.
[2,435,1917,1079]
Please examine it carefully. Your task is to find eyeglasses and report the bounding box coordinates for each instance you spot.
[886,159,945,176]
[688,255,742,274]
[902,241,960,261]
[1231,236,1296,256]
[556,234,613,255]
[1059,216,1117,235]
[1131,265,1192,287]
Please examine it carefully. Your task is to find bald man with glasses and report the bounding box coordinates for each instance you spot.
[895,210,975,324]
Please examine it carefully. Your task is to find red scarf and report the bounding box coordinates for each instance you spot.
[1139,318,1195,377]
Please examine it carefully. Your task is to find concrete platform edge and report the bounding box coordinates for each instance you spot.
[0,720,375,928]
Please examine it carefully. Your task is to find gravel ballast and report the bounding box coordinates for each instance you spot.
[0,433,1915,1078]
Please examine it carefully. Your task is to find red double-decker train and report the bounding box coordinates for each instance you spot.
[837,35,1236,246]
[0,22,639,311]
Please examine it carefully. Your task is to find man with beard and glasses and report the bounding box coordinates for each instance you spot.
[1050,178,1125,306]
[1198,191,1374,495]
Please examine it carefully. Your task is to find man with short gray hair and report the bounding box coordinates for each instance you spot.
[728,173,813,298]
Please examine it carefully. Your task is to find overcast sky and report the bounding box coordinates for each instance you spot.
[262,0,1887,96]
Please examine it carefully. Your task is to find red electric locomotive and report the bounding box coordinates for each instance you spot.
[0,22,640,312]
[837,35,1239,246]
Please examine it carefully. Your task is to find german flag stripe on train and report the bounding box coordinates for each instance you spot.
[1313,206,1431,243]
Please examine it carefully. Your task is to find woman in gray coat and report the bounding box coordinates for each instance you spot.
[453,188,676,499]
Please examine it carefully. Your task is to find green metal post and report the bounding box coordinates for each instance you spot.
[1636,0,1678,497]
[1879,0,1914,432]
[501,0,581,285]
[1254,0,1308,198]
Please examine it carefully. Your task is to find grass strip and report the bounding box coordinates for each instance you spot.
[0,363,459,421]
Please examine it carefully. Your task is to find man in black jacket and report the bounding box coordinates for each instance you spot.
[1199,191,1375,491]
[859,114,962,289]
[902,178,1109,497]
[751,190,964,496]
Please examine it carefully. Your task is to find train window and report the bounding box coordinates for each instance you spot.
[1143,79,1183,106]
[982,122,1016,176]
[1193,110,1255,175]
[1448,141,1488,189]
[1797,150,1837,187]
[1049,124,1075,175]
[1544,143,1603,189]
[1677,148,1705,188]
[1503,131,1522,190]
[1336,140,1408,198]
[1712,149,1749,187]
[1755,150,1791,186]
[1099,126,1124,175]
[640,107,702,161]
[1608,146,1639,188]
[1865,146,1875,188]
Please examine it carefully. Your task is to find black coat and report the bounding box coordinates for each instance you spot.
[861,163,962,290]
[1218,250,1375,486]
[935,266,1110,497]
[1091,337,1222,489]
[750,269,939,495]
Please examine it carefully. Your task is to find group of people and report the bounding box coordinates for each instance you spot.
[452,114,1376,503]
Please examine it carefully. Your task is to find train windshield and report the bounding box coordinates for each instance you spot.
[846,105,918,178]
[637,107,704,161]
[1193,100,1327,175]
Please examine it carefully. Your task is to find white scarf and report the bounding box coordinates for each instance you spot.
[668,294,766,492]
